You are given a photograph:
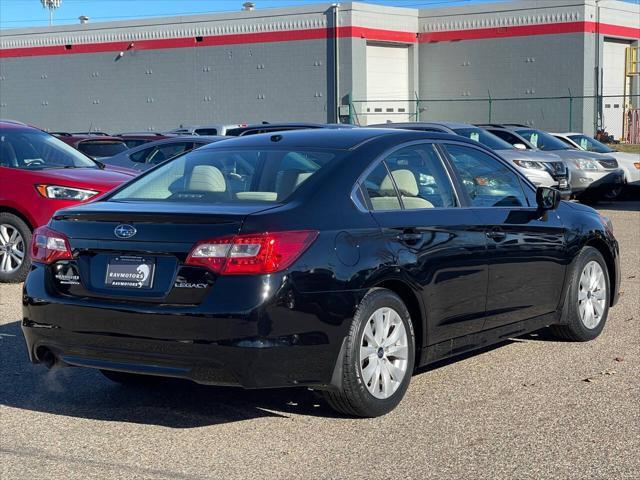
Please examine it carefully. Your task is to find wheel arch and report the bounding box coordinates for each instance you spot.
[583,237,616,307]
[372,278,426,365]
[0,206,35,231]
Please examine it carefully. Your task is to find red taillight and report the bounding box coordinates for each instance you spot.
[186,230,318,275]
[31,226,72,264]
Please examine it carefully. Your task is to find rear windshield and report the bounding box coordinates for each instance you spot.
[516,129,571,151]
[453,128,513,151]
[110,148,338,204]
[0,128,97,170]
[78,141,128,158]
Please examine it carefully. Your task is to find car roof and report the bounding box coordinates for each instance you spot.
[170,124,239,129]
[0,120,35,130]
[117,132,169,137]
[54,134,125,143]
[125,135,226,151]
[196,127,478,151]
[369,121,476,130]
[231,122,355,130]
[478,124,533,132]
[551,132,582,136]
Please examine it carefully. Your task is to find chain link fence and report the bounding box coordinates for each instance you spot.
[346,94,640,141]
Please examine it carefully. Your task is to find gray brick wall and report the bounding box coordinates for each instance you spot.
[417,33,588,132]
[0,39,333,132]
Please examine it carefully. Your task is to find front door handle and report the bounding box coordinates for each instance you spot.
[486,229,507,242]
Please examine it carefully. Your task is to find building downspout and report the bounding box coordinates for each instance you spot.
[332,3,340,123]
[594,0,602,134]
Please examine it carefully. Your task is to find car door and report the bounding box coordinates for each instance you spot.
[441,143,567,330]
[360,142,489,345]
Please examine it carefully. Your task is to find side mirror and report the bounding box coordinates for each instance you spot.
[536,186,561,210]
[513,143,527,150]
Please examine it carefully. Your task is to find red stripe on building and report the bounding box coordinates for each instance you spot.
[1,21,636,58]
[0,26,416,58]
[419,21,640,42]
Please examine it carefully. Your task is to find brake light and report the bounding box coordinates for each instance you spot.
[31,226,72,264]
[186,230,318,275]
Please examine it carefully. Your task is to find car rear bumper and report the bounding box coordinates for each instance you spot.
[22,266,363,389]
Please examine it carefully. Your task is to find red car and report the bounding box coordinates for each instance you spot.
[0,121,135,282]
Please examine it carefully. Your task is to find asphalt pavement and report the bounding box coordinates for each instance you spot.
[1,201,638,479]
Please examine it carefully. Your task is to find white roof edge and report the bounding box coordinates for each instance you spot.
[0,2,338,37]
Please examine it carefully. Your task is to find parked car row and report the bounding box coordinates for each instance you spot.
[1,118,637,286]
[52,121,637,202]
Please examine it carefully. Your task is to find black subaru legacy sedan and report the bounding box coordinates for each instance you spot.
[22,129,620,417]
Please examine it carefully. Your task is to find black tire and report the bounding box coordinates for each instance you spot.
[550,246,610,342]
[322,288,416,417]
[100,369,161,386]
[602,185,623,201]
[0,212,32,283]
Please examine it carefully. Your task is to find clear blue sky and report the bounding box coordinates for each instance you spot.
[0,0,638,29]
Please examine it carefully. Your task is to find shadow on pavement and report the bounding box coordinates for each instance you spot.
[596,198,640,212]
[1,318,559,425]
[0,319,343,427]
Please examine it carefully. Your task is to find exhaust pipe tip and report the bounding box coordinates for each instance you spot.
[36,347,57,369]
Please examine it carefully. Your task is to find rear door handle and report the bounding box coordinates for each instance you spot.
[486,229,507,241]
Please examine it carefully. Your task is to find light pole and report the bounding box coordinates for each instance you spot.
[41,0,62,26]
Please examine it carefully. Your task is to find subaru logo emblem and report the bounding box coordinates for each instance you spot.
[114,224,137,239]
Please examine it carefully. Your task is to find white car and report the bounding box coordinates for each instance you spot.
[553,133,640,193]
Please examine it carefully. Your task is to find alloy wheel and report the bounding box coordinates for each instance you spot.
[0,224,25,274]
[359,307,409,399]
[578,260,607,329]
[603,186,623,200]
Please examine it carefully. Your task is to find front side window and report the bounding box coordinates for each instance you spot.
[111,148,338,204]
[122,139,150,149]
[444,144,528,208]
[489,129,531,149]
[453,128,513,151]
[568,135,613,154]
[516,129,571,151]
[363,144,456,211]
[0,128,97,170]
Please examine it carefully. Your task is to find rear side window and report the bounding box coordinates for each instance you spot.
[147,143,194,165]
[444,144,528,208]
[363,144,456,211]
[111,148,338,204]
[363,163,402,211]
[129,146,153,163]
[194,128,218,136]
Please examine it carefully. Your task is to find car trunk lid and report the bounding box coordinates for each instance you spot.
[48,201,278,304]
